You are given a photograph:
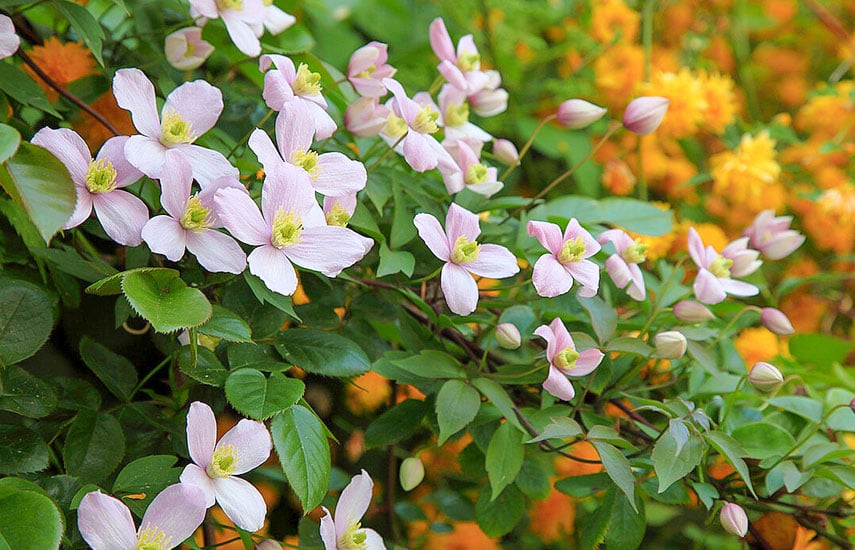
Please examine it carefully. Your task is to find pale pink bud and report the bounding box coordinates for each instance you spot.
[749,362,783,393]
[622,96,669,135]
[495,323,521,349]
[345,97,390,137]
[399,457,425,491]
[743,210,805,260]
[492,139,519,166]
[557,99,607,129]
[760,307,794,335]
[719,502,748,537]
[674,301,715,323]
[654,331,687,359]
[164,27,214,71]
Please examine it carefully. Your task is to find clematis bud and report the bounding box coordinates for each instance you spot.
[622,96,669,135]
[654,331,687,359]
[749,362,783,393]
[495,323,521,349]
[255,541,282,550]
[165,28,214,71]
[399,457,425,491]
[557,99,607,129]
[719,502,748,537]
[345,97,390,137]
[760,307,794,335]
[743,210,805,260]
[674,301,715,323]
[492,139,519,166]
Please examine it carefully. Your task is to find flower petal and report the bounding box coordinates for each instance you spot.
[571,349,604,377]
[627,263,646,301]
[159,151,192,218]
[179,463,216,507]
[31,127,90,184]
[363,528,386,550]
[186,400,216,468]
[719,278,759,297]
[215,187,270,246]
[211,476,267,532]
[275,101,315,159]
[261,164,316,222]
[77,491,137,550]
[526,220,563,255]
[97,136,143,188]
[215,419,272,475]
[548,318,575,355]
[564,219,600,257]
[221,12,262,57]
[413,212,450,262]
[314,152,367,197]
[565,260,600,295]
[303,101,337,140]
[693,268,726,304]
[543,366,575,401]
[441,262,478,315]
[92,190,149,247]
[163,80,223,137]
[464,244,519,278]
[63,187,93,229]
[334,470,373,537]
[287,226,369,277]
[186,230,247,274]
[141,216,186,261]
[248,245,298,296]
[124,135,168,179]
[531,254,573,298]
[402,132,437,172]
[113,68,162,138]
[445,203,480,243]
[139,483,207,549]
[176,144,239,188]
[429,18,456,62]
[319,507,337,550]
[248,128,284,173]
[687,227,707,268]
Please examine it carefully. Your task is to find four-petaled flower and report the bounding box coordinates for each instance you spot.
[188,0,266,57]
[527,219,601,298]
[179,401,273,532]
[598,229,647,300]
[347,41,396,98]
[688,227,759,304]
[414,203,519,315]
[259,54,337,139]
[428,17,490,94]
[743,209,805,260]
[535,318,604,401]
[320,470,385,550]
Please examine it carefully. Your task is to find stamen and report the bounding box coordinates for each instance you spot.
[557,236,586,264]
[270,208,303,248]
[85,159,118,194]
[450,235,480,264]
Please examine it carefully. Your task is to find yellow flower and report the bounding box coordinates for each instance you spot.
[594,43,645,108]
[801,185,855,254]
[698,71,738,134]
[23,37,98,101]
[345,371,392,415]
[794,81,855,141]
[637,69,708,138]
[734,327,785,367]
[710,131,785,218]
[590,0,639,45]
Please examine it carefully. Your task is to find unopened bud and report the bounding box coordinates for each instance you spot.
[495,323,521,349]
[622,96,669,135]
[556,99,607,129]
[719,502,748,537]
[492,139,519,166]
[654,331,687,359]
[760,308,794,335]
[164,27,214,71]
[255,540,282,550]
[674,301,715,323]
[850,398,855,413]
[749,362,783,393]
[399,457,425,491]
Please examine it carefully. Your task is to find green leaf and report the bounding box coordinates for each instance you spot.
[275,328,370,377]
[63,410,124,484]
[474,484,525,538]
[514,453,551,500]
[225,369,304,420]
[579,487,615,550]
[390,183,416,248]
[112,455,182,516]
[652,432,704,493]
[178,346,229,387]
[271,405,330,513]
[605,337,653,357]
[0,426,49,474]
[471,377,524,433]
[731,422,796,460]
[55,0,105,65]
[121,269,212,333]
[590,441,636,511]
[599,198,673,236]
[0,64,61,117]
[704,431,757,498]
[691,482,719,510]
[36,246,118,282]
[436,379,481,445]
[389,350,467,380]
[198,305,252,343]
[0,366,57,418]
[768,396,823,422]
[364,398,426,449]
[789,333,855,368]
[486,422,524,500]
[587,425,637,450]
[0,278,53,367]
[0,142,75,244]
[79,337,137,401]
[0,124,20,164]
[604,492,645,550]
[578,296,616,344]
[377,242,415,277]
[0,485,63,549]
[527,416,583,443]
[85,267,169,296]
[244,272,301,321]
[555,472,613,498]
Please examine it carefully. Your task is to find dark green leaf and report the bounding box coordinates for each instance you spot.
[604,492,645,550]
[389,351,467,380]
[63,410,124,484]
[474,484,525,538]
[276,328,370,377]
[271,405,330,513]
[555,472,612,498]
[0,485,63,549]
[0,366,57,418]
[0,279,53,367]
[605,337,653,357]
[225,369,304,420]
[79,337,137,401]
[471,377,524,433]
[112,455,182,515]
[704,431,757,498]
[198,305,252,343]
[364,399,426,449]
[486,422,524,500]
[0,426,49,474]
[436,379,481,445]
[377,242,415,278]
[527,416,583,443]
[579,487,615,550]
[178,346,229,387]
[55,1,105,65]
[0,64,61,117]
[244,272,301,321]
[121,269,212,333]
[579,296,616,344]
[591,441,636,510]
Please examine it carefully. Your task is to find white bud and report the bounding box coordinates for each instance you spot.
[399,457,425,491]
[719,502,748,537]
[622,96,669,135]
[748,362,783,393]
[760,308,794,335]
[673,301,715,323]
[654,331,687,359]
[495,323,522,349]
[556,99,607,129]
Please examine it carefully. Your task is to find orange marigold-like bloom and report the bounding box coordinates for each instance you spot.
[423,521,501,550]
[698,71,738,134]
[734,327,785,367]
[801,185,855,254]
[590,0,639,45]
[710,131,785,218]
[780,291,827,333]
[637,69,708,139]
[23,37,98,101]
[703,35,736,74]
[554,441,603,477]
[601,158,636,196]
[794,81,855,141]
[346,371,392,415]
[594,43,645,108]
[529,486,576,543]
[72,92,135,150]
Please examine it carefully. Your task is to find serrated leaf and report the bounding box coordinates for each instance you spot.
[604,492,645,550]
[486,422,524,500]
[0,485,63,549]
[271,405,330,513]
[0,366,57,418]
[580,487,615,550]
[178,346,229,387]
[0,64,61,117]
[275,328,369,377]
[0,426,49,474]
[591,441,636,511]
[436,379,481,445]
[0,279,53,368]
[225,369,304,420]
[364,399,426,449]
[85,267,172,296]
[63,410,124,484]
[652,432,704,493]
[79,337,137,401]
[121,269,212,333]
[198,305,252,342]
[704,431,757,498]
[244,272,300,321]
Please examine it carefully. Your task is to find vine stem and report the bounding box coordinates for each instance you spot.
[366,134,406,173]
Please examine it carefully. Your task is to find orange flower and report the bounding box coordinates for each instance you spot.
[529,486,576,543]
[734,327,785,367]
[23,37,98,101]
[346,371,392,415]
[594,43,645,108]
[423,521,501,550]
[601,158,636,196]
[801,185,855,254]
[590,0,639,45]
[72,92,135,150]
[554,441,604,477]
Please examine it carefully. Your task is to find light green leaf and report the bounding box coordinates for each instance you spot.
[0,426,49,474]
[0,64,61,117]
[731,422,796,460]
[704,431,757,498]
[471,377,524,433]
[275,328,370,377]
[63,410,124,484]
[579,296,616,344]
[555,472,612,498]
[527,416,583,443]
[587,425,636,450]
[377,242,415,278]
[0,485,63,549]
[112,455,181,517]
[599,198,673,236]
[591,441,636,511]
[79,337,137,401]
[85,267,171,296]
[364,398,426,449]
[605,337,653,357]
[198,305,252,343]
[55,1,104,65]
[652,432,704,493]
[0,124,20,164]
[271,405,330,513]
[0,366,57,418]
[690,482,719,510]
[389,350,467,380]
[486,422,524,500]
[121,269,212,333]
[0,280,53,367]
[436,379,481,445]
[474,485,524,538]
[225,369,304,420]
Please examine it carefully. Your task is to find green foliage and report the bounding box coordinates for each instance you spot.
[0,481,63,549]
[62,410,125,484]
[121,269,213,333]
[436,379,481,445]
[225,369,304,420]
[275,328,370,377]
[271,405,330,514]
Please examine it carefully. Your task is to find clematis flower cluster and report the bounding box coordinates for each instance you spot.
[535,318,604,401]
[186,0,294,58]
[688,228,760,304]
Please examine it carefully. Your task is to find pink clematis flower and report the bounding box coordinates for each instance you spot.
[598,229,647,300]
[320,470,385,550]
[165,27,214,71]
[32,127,147,246]
[467,70,508,117]
[688,227,759,304]
[743,209,805,260]
[179,401,272,532]
[436,84,492,144]
[527,219,601,298]
[440,139,502,197]
[345,97,390,138]
[142,152,246,273]
[113,68,237,187]
[414,203,519,315]
[263,4,296,35]
[248,101,366,197]
[0,14,20,59]
[215,164,372,296]
[259,55,337,139]
[428,17,490,94]
[189,0,265,57]
[535,318,604,401]
[347,41,396,97]
[721,237,762,278]
[78,484,206,550]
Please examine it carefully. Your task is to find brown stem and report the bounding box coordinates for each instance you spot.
[747,522,774,550]
[202,510,215,548]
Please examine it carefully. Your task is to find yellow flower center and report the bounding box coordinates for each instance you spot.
[450,235,480,264]
[355,65,376,79]
[270,208,303,248]
[457,52,480,72]
[261,0,273,5]
[85,159,118,194]
[338,522,367,550]
[293,63,322,96]
[206,444,238,478]
[464,164,489,185]
[160,111,196,146]
[554,346,580,371]
[217,0,243,10]
[557,236,586,264]
[412,106,439,134]
[444,102,469,127]
[383,113,408,139]
[180,195,213,232]
[326,202,350,227]
[621,240,648,264]
[136,526,172,550]
[292,149,320,180]
[709,255,733,278]
[184,40,196,58]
